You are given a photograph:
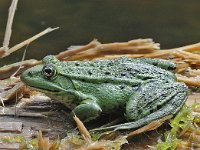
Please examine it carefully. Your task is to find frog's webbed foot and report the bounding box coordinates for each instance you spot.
[71,99,102,122]
[91,80,188,131]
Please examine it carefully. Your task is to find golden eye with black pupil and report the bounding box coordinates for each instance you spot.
[42,64,56,79]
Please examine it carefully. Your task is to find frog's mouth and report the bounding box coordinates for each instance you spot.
[26,85,61,93]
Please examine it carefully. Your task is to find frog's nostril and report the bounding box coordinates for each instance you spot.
[28,71,33,77]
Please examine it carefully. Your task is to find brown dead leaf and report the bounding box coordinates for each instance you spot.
[73,114,91,142]
[127,115,173,139]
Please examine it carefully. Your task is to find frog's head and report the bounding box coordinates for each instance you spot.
[21,55,74,93]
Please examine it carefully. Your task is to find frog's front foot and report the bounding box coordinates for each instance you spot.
[71,100,102,122]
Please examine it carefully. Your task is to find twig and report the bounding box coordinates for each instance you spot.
[0,97,5,107]
[11,44,28,78]
[1,27,59,58]
[0,0,59,58]
[56,39,159,61]
[73,114,91,143]
[0,59,40,80]
[56,39,100,60]
[169,42,200,52]
[2,0,19,50]
[176,74,200,87]
[127,115,172,139]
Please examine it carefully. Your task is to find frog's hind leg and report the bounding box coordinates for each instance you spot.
[135,58,176,72]
[91,80,188,131]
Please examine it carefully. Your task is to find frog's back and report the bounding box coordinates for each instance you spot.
[59,57,176,83]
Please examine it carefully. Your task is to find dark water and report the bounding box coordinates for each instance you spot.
[1,0,200,66]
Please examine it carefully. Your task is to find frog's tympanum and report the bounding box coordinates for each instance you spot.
[21,56,188,131]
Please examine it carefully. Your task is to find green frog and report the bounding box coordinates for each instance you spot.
[20,55,188,131]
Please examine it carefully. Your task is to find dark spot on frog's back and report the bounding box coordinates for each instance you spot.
[81,79,86,82]
[104,80,109,83]
[157,105,162,110]
[152,62,158,66]
[121,72,127,76]
[127,68,132,71]
[88,70,92,75]
[107,62,114,66]
[132,84,140,91]
[120,84,125,89]
[105,71,110,75]
[75,62,80,66]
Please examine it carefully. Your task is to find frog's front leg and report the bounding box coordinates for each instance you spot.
[70,92,102,122]
[72,99,102,122]
[92,80,188,131]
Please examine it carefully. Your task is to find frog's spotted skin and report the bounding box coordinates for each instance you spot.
[43,56,176,82]
[21,55,188,131]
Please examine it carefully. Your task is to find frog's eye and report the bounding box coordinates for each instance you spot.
[42,64,57,79]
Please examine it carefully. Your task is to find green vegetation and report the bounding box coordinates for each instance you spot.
[157,104,200,150]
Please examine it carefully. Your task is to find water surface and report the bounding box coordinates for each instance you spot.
[1,0,200,66]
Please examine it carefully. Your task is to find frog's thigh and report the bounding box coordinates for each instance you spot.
[126,80,188,122]
[72,99,102,122]
[91,81,187,131]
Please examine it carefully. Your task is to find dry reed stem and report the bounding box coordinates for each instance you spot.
[2,0,18,50]
[38,130,50,150]
[185,68,200,77]
[0,0,59,58]
[0,27,59,58]
[169,42,200,52]
[56,39,159,61]
[73,114,92,143]
[0,59,40,79]
[56,39,101,60]
[176,74,200,87]
[127,115,172,138]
